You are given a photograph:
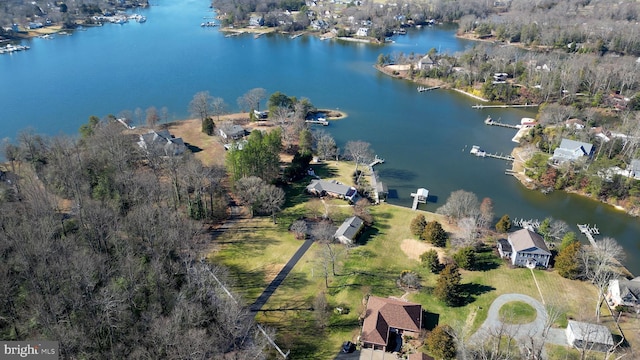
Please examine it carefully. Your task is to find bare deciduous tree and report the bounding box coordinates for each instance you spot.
[237,88,267,112]
[436,189,480,222]
[581,237,625,321]
[259,184,285,224]
[188,91,214,123]
[344,140,374,184]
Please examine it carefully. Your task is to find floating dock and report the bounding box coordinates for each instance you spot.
[470,145,514,161]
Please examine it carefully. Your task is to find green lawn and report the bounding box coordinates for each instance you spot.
[499,301,537,324]
[209,162,613,359]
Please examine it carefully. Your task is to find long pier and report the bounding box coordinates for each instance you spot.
[417,86,440,92]
[368,155,385,204]
[577,224,599,247]
[469,145,514,161]
[472,104,539,109]
[485,116,520,129]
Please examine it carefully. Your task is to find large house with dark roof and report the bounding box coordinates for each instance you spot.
[306,179,358,203]
[497,228,551,268]
[137,130,186,156]
[360,296,422,352]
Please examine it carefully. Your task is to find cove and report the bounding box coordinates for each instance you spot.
[1,0,638,275]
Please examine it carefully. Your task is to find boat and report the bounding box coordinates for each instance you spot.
[470,145,486,157]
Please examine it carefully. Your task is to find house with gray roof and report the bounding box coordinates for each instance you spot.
[306,179,358,203]
[551,138,594,164]
[501,228,551,268]
[219,124,246,140]
[137,130,186,156]
[334,216,364,244]
[566,320,614,352]
[606,276,640,309]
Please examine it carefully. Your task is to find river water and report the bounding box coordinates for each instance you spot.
[1,0,639,274]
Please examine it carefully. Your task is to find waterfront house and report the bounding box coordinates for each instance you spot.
[306,179,358,203]
[334,216,364,244]
[418,55,435,70]
[606,277,640,309]
[629,159,640,180]
[361,296,422,352]
[493,72,508,82]
[356,27,369,37]
[499,228,551,268]
[249,15,264,26]
[565,118,585,130]
[137,130,186,156]
[219,124,246,140]
[566,320,614,352]
[551,138,594,164]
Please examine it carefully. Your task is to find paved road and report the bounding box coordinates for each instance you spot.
[250,239,314,312]
[471,293,568,348]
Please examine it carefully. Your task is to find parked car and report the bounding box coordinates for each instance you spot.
[342,341,355,353]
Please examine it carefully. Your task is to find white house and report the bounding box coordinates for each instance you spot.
[606,277,640,309]
[356,27,369,37]
[566,320,614,352]
[417,55,435,70]
[498,228,551,268]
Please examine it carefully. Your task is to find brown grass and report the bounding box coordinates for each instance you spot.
[400,238,447,263]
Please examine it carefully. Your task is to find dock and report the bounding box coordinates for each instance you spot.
[577,224,599,246]
[369,155,384,167]
[417,86,440,92]
[469,145,514,161]
[289,32,304,39]
[305,119,328,126]
[411,188,429,210]
[472,104,539,109]
[484,116,520,129]
[368,155,386,204]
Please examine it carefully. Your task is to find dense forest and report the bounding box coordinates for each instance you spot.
[0,120,272,358]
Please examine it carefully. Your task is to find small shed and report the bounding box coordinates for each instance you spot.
[566,320,614,352]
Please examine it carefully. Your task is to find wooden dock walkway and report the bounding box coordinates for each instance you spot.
[469,145,514,161]
[484,116,520,129]
[417,86,440,92]
[472,104,539,109]
[369,155,384,167]
[577,224,599,246]
[368,155,385,204]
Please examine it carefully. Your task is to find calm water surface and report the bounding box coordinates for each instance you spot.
[1,0,639,274]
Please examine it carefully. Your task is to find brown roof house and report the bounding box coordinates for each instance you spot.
[360,296,422,352]
[498,228,551,268]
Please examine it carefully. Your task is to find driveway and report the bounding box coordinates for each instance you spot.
[471,294,568,348]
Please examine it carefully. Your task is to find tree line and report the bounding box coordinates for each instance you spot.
[0,120,272,358]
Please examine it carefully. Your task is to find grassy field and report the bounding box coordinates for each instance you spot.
[207,160,633,359]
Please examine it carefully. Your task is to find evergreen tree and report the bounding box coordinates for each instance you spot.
[201,117,215,135]
[556,241,582,279]
[434,263,461,306]
[423,221,448,247]
[495,214,511,233]
[453,246,476,270]
[425,324,457,360]
[420,249,441,273]
[410,214,427,238]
